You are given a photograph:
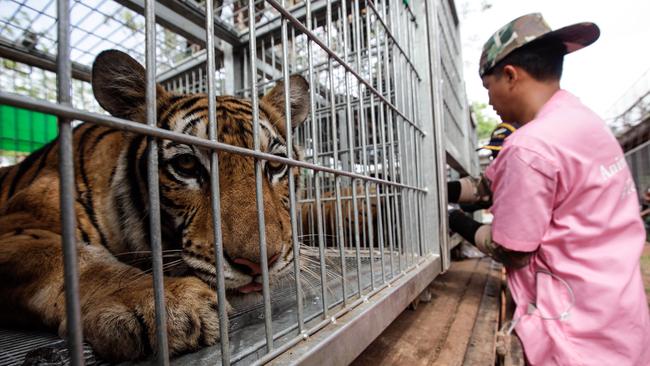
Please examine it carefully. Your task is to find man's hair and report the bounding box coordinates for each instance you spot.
[485,38,568,81]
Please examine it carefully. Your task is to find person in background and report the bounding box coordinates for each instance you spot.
[449,13,650,365]
[447,122,519,212]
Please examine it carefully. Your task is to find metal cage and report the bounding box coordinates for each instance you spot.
[0,0,473,364]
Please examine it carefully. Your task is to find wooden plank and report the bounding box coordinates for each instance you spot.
[434,258,490,366]
[503,287,525,366]
[353,258,493,366]
[463,261,501,366]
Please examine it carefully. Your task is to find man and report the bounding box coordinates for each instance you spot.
[449,13,650,365]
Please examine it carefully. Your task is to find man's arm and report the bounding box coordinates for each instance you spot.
[449,210,532,268]
[473,224,532,268]
[448,175,492,206]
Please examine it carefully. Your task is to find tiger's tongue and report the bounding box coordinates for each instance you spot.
[237,282,263,293]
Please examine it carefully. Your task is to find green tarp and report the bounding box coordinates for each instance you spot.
[0,104,58,153]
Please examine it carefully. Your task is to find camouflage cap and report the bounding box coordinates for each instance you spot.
[479,13,600,77]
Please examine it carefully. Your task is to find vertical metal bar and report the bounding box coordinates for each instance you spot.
[403,10,415,262]
[291,26,296,72]
[340,0,363,297]
[392,0,409,270]
[326,0,348,305]
[384,0,402,274]
[417,131,426,254]
[261,38,266,83]
[305,0,329,317]
[406,9,416,264]
[423,0,450,266]
[368,2,385,284]
[270,36,276,87]
[378,0,395,278]
[408,18,420,258]
[249,0,274,352]
[56,0,83,364]
[205,0,230,363]
[280,0,305,333]
[395,3,411,268]
[144,0,170,363]
[191,70,196,94]
[199,67,204,93]
[353,0,375,290]
[242,52,246,97]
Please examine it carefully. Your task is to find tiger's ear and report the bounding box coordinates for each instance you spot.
[262,75,310,130]
[92,49,167,119]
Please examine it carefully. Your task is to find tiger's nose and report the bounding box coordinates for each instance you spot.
[233,253,280,276]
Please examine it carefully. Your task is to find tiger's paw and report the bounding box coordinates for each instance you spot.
[78,276,225,361]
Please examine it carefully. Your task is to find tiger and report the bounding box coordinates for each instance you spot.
[0,49,310,361]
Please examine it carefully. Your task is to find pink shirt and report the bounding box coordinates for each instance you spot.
[486,90,650,365]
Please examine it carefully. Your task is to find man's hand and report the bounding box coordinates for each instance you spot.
[474,225,533,269]
[456,174,492,207]
[492,246,533,269]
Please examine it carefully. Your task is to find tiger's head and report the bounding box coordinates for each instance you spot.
[91,50,308,294]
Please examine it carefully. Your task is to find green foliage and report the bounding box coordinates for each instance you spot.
[122,11,143,34]
[472,101,499,140]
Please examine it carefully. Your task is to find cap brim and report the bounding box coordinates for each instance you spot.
[536,22,600,55]
[475,145,502,152]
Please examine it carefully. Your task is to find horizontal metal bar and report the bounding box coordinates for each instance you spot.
[113,0,226,53]
[264,0,424,135]
[0,38,91,82]
[0,91,426,190]
[255,251,430,365]
[254,288,379,366]
[154,0,240,46]
[366,0,420,81]
[239,0,329,43]
[236,272,392,365]
[156,49,208,84]
[267,255,441,365]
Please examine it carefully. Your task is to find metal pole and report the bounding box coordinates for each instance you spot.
[339,0,363,298]
[145,0,170,363]
[248,0,274,351]
[304,0,330,317]
[367,1,385,284]
[205,0,230,363]
[325,0,349,305]
[423,0,451,268]
[56,0,83,363]
[281,0,305,333]
[353,0,376,291]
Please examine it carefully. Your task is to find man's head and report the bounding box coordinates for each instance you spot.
[479,13,599,124]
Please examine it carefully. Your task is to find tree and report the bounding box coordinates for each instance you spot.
[472,101,499,140]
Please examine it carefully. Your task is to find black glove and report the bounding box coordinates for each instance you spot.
[448,181,462,203]
[447,175,492,208]
[448,209,482,245]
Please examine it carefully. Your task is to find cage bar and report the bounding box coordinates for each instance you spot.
[56,0,84,364]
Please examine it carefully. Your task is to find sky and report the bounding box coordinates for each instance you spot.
[457,0,650,123]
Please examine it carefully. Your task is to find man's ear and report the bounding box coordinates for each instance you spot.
[503,65,518,84]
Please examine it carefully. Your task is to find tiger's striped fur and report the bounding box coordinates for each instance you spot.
[0,50,309,361]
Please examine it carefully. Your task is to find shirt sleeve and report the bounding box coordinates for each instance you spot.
[485,144,558,252]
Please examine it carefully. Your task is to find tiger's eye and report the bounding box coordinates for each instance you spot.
[171,154,200,176]
[267,160,283,170]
